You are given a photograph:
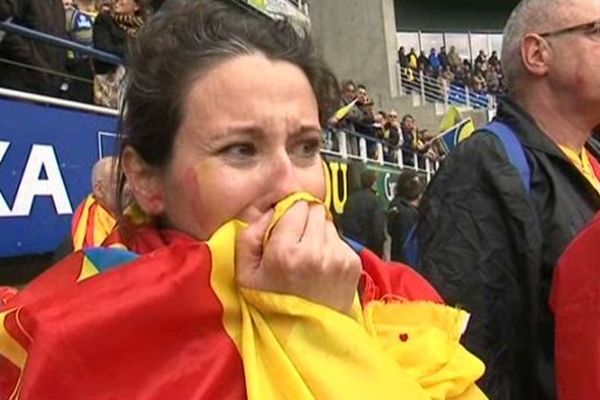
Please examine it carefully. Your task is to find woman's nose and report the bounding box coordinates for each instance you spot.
[265,151,303,201]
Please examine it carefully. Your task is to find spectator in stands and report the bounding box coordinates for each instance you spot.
[340,170,385,257]
[462,58,472,72]
[93,0,146,108]
[471,71,487,94]
[65,0,98,103]
[71,157,118,251]
[408,47,418,70]
[417,0,600,398]
[438,45,449,69]
[448,45,462,71]
[474,50,486,67]
[0,0,67,97]
[64,0,75,9]
[0,2,487,397]
[453,65,467,86]
[383,110,402,162]
[488,50,500,68]
[98,0,111,12]
[397,46,408,69]
[416,129,438,160]
[417,50,428,70]
[400,114,416,149]
[485,65,500,93]
[387,170,424,263]
[428,48,440,75]
[440,65,455,85]
[354,85,376,156]
[329,79,361,155]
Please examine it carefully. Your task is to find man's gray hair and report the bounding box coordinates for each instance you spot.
[501,0,570,93]
[91,157,115,188]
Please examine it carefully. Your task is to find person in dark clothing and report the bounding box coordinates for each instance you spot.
[339,170,385,257]
[438,46,449,69]
[417,51,428,70]
[0,0,66,97]
[416,1,600,398]
[387,171,423,263]
[92,0,145,107]
[397,46,408,69]
[64,0,97,103]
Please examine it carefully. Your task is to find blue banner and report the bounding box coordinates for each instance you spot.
[0,97,118,257]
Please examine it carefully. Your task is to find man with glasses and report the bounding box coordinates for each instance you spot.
[417,0,600,399]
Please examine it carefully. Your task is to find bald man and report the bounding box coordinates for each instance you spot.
[71,157,118,251]
[417,0,600,398]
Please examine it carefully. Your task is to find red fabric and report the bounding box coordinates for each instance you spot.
[359,247,443,305]
[589,150,600,181]
[550,212,600,400]
[1,242,247,400]
[1,226,443,399]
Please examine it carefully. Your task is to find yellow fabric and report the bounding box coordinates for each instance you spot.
[409,54,418,70]
[77,256,100,282]
[558,145,600,196]
[458,118,476,142]
[72,194,117,251]
[0,310,26,370]
[438,106,463,134]
[207,192,487,399]
[72,195,95,250]
[263,192,331,247]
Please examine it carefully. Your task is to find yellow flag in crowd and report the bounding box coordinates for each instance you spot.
[438,105,463,134]
[435,117,476,154]
[334,99,358,120]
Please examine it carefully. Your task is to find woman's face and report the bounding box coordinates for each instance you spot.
[137,54,325,240]
[112,0,138,15]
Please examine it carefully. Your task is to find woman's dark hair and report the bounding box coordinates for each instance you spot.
[117,0,341,213]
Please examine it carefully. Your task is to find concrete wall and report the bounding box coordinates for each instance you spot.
[309,0,398,107]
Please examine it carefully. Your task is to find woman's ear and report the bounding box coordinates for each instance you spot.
[121,147,165,216]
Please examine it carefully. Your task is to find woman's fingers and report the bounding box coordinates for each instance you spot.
[235,209,274,287]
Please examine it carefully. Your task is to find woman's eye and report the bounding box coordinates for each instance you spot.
[589,25,600,38]
[220,143,257,160]
[292,138,322,159]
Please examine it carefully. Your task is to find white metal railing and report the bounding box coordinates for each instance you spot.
[396,64,496,111]
[321,129,440,182]
[0,86,119,116]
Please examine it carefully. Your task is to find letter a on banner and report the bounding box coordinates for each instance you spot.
[11,144,73,217]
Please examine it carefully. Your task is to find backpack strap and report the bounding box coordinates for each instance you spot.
[485,121,531,194]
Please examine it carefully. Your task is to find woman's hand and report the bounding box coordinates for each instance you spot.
[236,201,362,314]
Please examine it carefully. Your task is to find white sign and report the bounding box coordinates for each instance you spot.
[0,140,72,217]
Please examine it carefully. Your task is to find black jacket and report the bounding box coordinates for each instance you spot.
[0,0,66,96]
[417,97,600,399]
[339,188,385,257]
[93,12,128,74]
[387,197,418,263]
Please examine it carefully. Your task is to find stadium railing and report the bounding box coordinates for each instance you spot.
[396,64,497,111]
[322,129,440,182]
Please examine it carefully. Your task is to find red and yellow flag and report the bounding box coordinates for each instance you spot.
[1,194,486,399]
[71,194,116,251]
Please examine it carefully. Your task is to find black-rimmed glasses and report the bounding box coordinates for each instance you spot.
[539,18,600,39]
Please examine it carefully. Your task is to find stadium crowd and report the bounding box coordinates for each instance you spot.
[325,79,444,164]
[398,45,506,96]
[0,0,170,107]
